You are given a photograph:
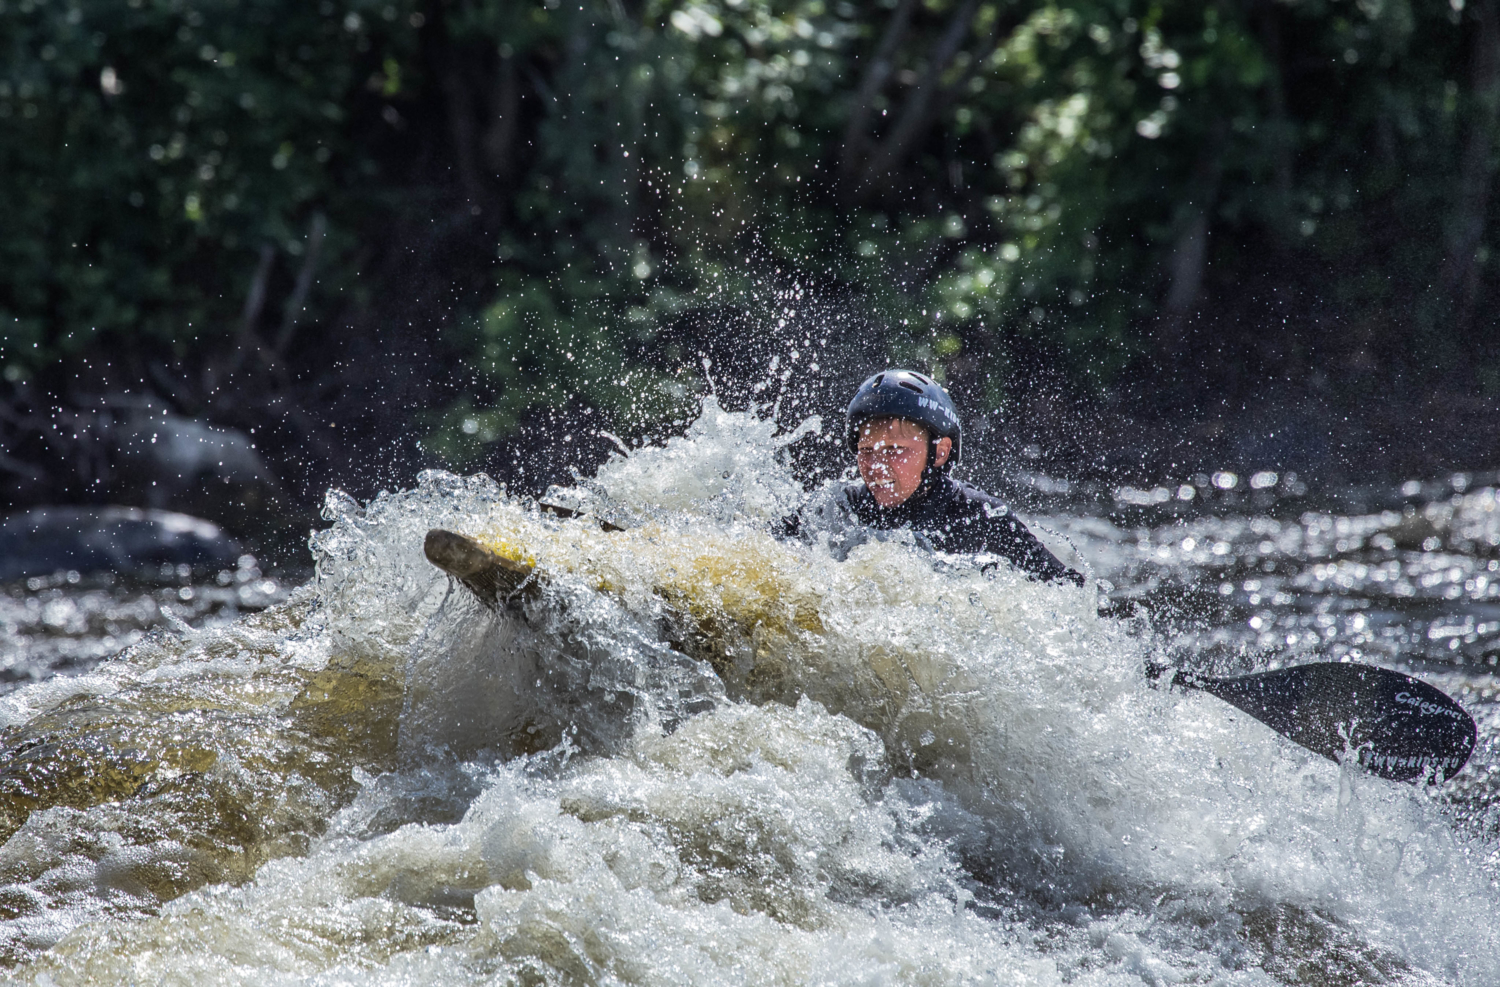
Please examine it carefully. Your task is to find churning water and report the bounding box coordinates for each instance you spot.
[1,399,1498,985]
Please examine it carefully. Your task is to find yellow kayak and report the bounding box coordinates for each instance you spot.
[423,515,983,778]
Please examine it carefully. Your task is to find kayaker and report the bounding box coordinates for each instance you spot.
[779,369,1084,585]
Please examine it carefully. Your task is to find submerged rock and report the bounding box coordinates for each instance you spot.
[0,506,243,582]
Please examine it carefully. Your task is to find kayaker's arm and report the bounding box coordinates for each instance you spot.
[968,510,1085,586]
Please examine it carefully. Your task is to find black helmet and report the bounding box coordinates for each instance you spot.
[845,369,962,464]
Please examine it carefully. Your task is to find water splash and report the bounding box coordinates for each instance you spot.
[1,400,1497,984]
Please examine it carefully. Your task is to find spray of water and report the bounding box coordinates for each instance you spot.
[3,399,1498,985]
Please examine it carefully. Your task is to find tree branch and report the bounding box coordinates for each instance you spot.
[1256,0,1294,225]
[856,0,981,190]
[840,0,918,180]
[482,47,521,184]
[228,243,276,374]
[1437,0,1500,331]
[275,212,327,355]
[1157,122,1228,356]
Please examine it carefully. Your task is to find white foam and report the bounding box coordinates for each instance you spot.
[5,401,1498,985]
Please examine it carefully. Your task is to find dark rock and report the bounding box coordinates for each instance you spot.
[0,506,243,582]
[110,405,276,499]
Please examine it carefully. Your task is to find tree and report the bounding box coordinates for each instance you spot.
[2,0,1496,523]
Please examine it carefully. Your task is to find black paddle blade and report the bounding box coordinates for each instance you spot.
[1172,662,1477,783]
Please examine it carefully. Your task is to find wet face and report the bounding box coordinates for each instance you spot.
[855,417,952,508]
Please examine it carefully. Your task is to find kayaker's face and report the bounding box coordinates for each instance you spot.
[856,417,950,507]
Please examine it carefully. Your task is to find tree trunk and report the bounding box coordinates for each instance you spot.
[482,47,521,186]
[1157,125,1227,360]
[1437,0,1500,334]
[855,0,981,192]
[840,0,918,183]
[1257,0,1294,228]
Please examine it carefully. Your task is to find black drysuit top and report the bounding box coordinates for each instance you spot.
[778,474,1085,585]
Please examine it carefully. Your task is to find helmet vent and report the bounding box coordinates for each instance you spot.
[898,380,924,393]
[873,374,884,387]
[910,373,931,385]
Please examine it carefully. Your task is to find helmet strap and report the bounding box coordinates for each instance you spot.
[915,436,948,502]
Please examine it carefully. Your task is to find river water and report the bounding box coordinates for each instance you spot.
[1,400,1497,985]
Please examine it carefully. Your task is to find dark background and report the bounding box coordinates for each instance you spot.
[3,0,1498,562]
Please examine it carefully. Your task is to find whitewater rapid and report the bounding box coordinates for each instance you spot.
[2,400,1497,985]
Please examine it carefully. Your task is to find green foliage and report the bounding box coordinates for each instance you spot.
[421,262,705,464]
[2,0,1496,473]
[0,0,422,375]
